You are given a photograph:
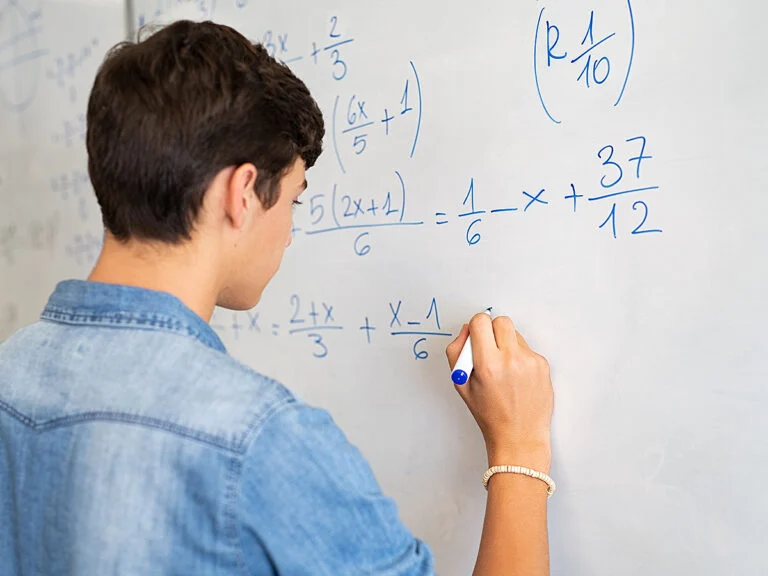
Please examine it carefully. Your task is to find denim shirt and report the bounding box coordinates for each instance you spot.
[0,280,434,575]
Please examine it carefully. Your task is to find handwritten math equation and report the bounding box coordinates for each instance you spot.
[212,294,451,361]
[330,62,422,173]
[437,135,660,244]
[534,1,635,124]
[3,5,664,284]
[278,3,658,256]
[258,15,356,82]
[292,134,661,256]
[291,169,425,256]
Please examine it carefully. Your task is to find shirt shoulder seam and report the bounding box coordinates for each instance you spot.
[0,395,298,454]
[0,402,242,452]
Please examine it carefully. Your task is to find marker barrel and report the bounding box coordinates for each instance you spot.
[451,336,474,385]
[450,308,493,385]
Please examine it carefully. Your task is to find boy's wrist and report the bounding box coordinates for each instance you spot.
[485,441,552,475]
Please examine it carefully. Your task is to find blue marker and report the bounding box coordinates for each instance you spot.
[451,308,492,385]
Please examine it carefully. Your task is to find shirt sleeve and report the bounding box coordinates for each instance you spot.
[237,400,435,576]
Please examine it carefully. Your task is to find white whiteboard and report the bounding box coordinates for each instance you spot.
[0,0,124,335]
[6,1,768,574]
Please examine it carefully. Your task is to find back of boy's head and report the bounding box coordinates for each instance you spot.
[86,20,324,244]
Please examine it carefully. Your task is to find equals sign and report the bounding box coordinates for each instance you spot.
[272,324,280,336]
[435,212,449,225]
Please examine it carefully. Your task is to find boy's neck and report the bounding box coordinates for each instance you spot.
[88,234,220,322]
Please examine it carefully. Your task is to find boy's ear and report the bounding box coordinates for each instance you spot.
[225,163,259,229]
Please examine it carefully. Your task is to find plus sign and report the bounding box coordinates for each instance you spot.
[231,313,244,340]
[359,316,376,344]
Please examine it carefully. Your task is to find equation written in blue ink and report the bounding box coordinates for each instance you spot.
[212,295,451,360]
[257,15,355,82]
[291,169,424,256]
[534,1,635,124]
[331,61,422,174]
[434,135,660,243]
[292,135,661,254]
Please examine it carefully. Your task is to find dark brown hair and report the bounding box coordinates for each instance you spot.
[86,20,324,243]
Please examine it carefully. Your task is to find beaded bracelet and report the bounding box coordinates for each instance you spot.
[482,465,556,498]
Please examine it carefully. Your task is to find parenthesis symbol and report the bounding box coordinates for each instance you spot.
[332,94,346,174]
[614,0,635,107]
[533,6,561,124]
[408,61,422,158]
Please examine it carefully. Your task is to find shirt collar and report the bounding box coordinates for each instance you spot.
[41,279,226,353]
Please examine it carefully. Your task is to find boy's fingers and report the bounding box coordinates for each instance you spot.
[491,316,518,351]
[446,323,469,370]
[516,329,532,351]
[469,313,497,364]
